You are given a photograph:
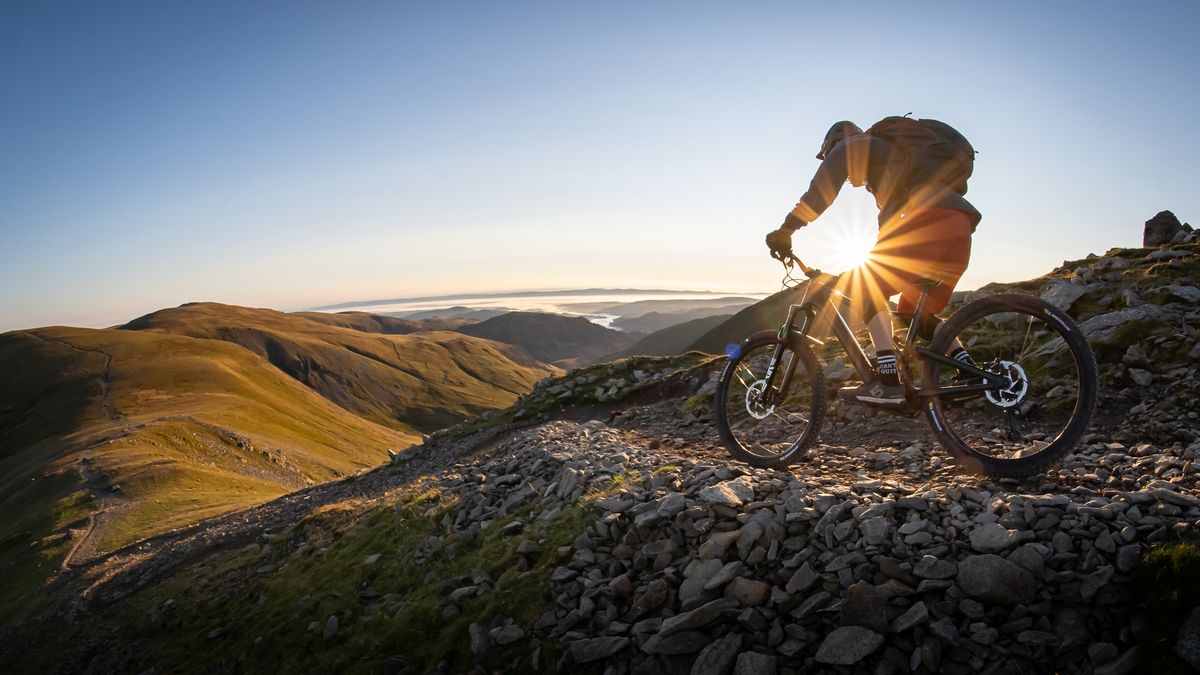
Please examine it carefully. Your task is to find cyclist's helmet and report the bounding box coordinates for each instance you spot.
[816,120,864,160]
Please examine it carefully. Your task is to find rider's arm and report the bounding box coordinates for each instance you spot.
[783,135,871,229]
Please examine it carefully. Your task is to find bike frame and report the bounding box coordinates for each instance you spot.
[759,257,1006,409]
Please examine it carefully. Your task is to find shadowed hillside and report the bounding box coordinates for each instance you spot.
[455,311,637,367]
[610,313,732,358]
[293,311,475,335]
[123,303,558,433]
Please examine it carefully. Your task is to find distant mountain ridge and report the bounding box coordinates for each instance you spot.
[455,311,637,368]
[313,288,748,312]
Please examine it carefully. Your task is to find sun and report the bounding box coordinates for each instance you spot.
[829,223,876,271]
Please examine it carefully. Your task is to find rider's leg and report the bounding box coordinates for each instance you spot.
[866,309,900,387]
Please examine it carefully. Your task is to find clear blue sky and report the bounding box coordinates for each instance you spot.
[2,1,1197,331]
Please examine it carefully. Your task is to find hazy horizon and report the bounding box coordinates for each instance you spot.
[3,2,1198,332]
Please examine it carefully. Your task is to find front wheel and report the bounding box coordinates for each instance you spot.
[715,331,826,468]
[922,293,1098,478]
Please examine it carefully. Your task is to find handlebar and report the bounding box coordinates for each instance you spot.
[774,250,820,279]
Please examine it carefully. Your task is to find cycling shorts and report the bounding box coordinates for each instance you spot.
[848,207,973,316]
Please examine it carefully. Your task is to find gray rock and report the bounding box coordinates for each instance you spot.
[929,618,960,646]
[691,634,742,675]
[1159,284,1200,303]
[733,651,778,675]
[861,516,892,546]
[628,579,670,619]
[323,615,339,640]
[1177,607,1200,670]
[643,630,711,655]
[661,598,737,635]
[363,553,382,566]
[890,601,929,633]
[704,561,745,591]
[1128,368,1153,386]
[569,636,630,663]
[785,562,818,594]
[1094,646,1138,675]
[1053,607,1091,653]
[840,581,889,633]
[658,492,687,518]
[1144,210,1186,246]
[913,555,957,580]
[1116,544,1140,573]
[1041,279,1088,312]
[491,623,525,645]
[699,530,740,559]
[814,626,885,665]
[698,480,750,508]
[956,554,1036,604]
[1017,630,1059,647]
[968,523,1017,553]
[724,577,770,606]
[469,622,488,656]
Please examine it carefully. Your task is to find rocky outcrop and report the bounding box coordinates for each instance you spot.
[1143,210,1193,247]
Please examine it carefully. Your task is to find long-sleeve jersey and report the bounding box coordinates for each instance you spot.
[788,134,982,231]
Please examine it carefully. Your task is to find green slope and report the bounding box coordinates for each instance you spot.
[0,326,418,621]
[123,303,559,433]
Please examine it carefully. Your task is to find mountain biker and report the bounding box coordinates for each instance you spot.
[764,118,982,405]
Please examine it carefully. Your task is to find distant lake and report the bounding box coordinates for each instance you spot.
[319,289,765,329]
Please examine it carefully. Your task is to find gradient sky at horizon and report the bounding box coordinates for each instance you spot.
[2,1,1198,332]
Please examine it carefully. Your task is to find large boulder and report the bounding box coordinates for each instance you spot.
[1144,210,1189,246]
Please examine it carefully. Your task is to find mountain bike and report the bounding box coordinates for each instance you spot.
[714,253,1098,478]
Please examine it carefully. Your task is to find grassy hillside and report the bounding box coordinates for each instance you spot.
[123,303,558,433]
[0,326,418,622]
[455,311,636,367]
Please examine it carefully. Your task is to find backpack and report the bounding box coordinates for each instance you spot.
[866,116,976,195]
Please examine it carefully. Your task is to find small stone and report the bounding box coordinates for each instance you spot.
[968,523,1017,553]
[840,581,889,633]
[733,651,778,675]
[724,577,770,606]
[642,630,710,655]
[913,555,957,580]
[1177,607,1200,670]
[1128,368,1153,386]
[785,562,818,594]
[1116,544,1140,573]
[568,636,629,663]
[890,601,929,633]
[815,626,885,665]
[660,598,737,635]
[704,561,745,591]
[363,553,382,566]
[491,623,525,645]
[691,634,742,675]
[323,615,339,640]
[698,481,746,508]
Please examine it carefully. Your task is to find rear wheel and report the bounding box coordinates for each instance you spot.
[922,293,1098,478]
[715,331,825,468]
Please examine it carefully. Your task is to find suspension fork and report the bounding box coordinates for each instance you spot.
[760,304,811,405]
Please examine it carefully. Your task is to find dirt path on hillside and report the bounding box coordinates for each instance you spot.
[21,331,119,421]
